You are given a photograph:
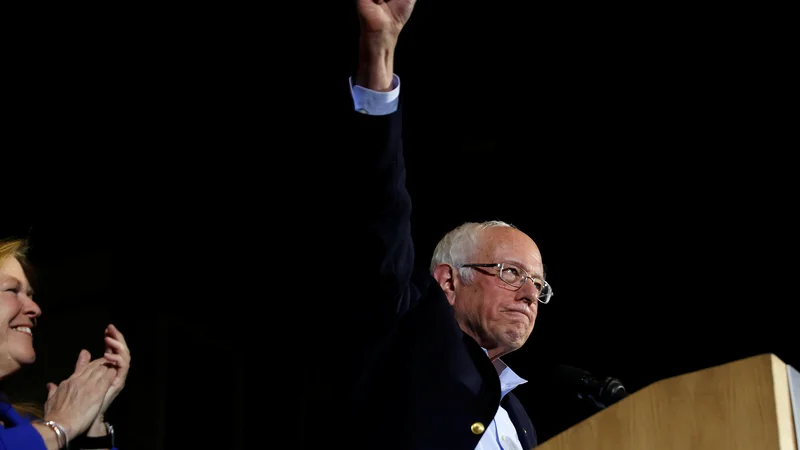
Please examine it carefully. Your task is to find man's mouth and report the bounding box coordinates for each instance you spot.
[505,310,529,320]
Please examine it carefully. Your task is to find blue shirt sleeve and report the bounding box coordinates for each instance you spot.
[0,424,48,450]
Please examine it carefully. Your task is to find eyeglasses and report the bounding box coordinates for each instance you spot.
[458,262,554,304]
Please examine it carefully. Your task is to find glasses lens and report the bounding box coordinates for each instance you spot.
[499,263,525,287]
[500,263,553,304]
[539,281,553,304]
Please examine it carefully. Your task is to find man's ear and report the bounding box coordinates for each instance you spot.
[432,263,458,306]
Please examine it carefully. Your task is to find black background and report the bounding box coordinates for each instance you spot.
[3,2,796,448]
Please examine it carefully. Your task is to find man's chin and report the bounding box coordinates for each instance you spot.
[501,330,530,351]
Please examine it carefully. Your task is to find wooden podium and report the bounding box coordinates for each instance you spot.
[536,353,797,450]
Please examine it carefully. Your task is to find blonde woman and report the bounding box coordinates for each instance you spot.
[0,238,129,450]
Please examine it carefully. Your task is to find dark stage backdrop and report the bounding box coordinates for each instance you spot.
[4,2,794,448]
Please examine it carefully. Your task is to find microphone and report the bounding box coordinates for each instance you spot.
[549,365,629,409]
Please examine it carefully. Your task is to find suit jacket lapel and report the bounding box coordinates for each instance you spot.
[501,392,538,449]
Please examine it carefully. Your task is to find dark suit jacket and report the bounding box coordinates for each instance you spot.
[304,102,537,450]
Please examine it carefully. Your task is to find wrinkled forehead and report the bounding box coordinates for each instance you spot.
[478,228,544,276]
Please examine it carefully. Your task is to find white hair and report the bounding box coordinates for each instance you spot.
[429,220,516,283]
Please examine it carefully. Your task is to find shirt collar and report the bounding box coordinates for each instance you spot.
[482,348,528,398]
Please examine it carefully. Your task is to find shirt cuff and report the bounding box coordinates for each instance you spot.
[349,75,400,116]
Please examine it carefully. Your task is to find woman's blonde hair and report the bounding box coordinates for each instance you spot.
[10,401,43,419]
[0,238,29,265]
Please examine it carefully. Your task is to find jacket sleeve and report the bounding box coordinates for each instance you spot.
[336,102,420,330]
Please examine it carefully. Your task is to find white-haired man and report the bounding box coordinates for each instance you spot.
[304,2,554,449]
